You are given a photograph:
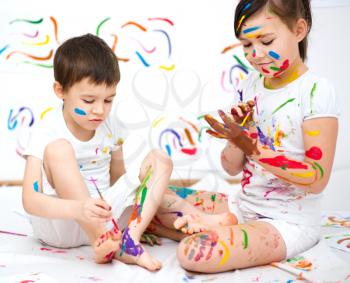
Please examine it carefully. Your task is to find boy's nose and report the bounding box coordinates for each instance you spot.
[254,47,266,58]
[92,104,104,115]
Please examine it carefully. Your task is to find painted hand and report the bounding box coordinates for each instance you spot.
[204,103,260,157]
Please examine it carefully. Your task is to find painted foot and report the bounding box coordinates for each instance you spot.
[94,229,121,264]
[174,212,237,234]
[115,243,162,271]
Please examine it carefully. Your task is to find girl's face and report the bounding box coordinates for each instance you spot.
[238,7,305,79]
[54,78,116,141]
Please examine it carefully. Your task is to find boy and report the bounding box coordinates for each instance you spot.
[22,33,173,271]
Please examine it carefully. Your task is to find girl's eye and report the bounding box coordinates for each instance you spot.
[105,100,113,103]
[262,40,274,46]
[243,43,252,48]
[82,99,94,104]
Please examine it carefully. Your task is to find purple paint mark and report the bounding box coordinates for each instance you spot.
[161,211,183,217]
[153,29,172,57]
[120,227,144,257]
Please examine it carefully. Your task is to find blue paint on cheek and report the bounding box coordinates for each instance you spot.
[74,108,87,116]
[268,51,280,60]
[33,181,39,192]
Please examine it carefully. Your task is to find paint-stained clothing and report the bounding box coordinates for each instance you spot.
[233,71,339,226]
[24,104,127,196]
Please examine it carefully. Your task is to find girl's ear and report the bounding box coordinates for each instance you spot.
[295,18,308,43]
[53,81,64,100]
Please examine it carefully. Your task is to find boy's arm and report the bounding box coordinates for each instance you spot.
[221,142,246,176]
[250,117,338,194]
[110,146,126,186]
[23,156,111,222]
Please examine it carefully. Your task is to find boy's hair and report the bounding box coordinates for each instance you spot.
[54,33,120,91]
[234,0,312,61]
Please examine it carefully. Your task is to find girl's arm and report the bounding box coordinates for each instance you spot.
[110,146,126,186]
[250,117,338,194]
[221,142,246,176]
[22,156,111,223]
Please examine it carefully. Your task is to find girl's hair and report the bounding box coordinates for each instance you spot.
[54,33,120,91]
[234,0,312,61]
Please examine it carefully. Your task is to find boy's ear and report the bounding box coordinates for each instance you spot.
[295,18,308,43]
[53,81,64,100]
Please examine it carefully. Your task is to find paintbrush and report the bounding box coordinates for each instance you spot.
[94,184,119,232]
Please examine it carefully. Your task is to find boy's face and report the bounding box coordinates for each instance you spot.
[54,77,116,139]
[238,8,305,79]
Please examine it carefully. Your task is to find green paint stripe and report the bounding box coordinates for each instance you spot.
[96,17,111,36]
[272,98,296,115]
[22,61,53,68]
[135,167,152,199]
[313,162,324,178]
[10,18,43,24]
[310,82,317,114]
[241,229,248,249]
[233,55,252,71]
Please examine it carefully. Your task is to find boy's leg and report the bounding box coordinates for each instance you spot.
[176,221,286,272]
[43,139,119,263]
[115,149,173,271]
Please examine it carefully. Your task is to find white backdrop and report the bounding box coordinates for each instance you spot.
[0,0,349,181]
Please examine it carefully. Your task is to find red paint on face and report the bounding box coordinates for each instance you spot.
[274,60,289,77]
[305,146,323,160]
[181,148,197,155]
[259,155,308,169]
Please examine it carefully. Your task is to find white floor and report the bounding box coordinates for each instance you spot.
[0,182,349,283]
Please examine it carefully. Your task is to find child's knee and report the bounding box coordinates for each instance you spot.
[147,149,173,170]
[176,236,203,272]
[44,139,75,162]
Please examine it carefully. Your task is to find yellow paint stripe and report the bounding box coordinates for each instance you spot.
[292,171,315,178]
[305,130,320,137]
[40,107,54,120]
[218,240,230,266]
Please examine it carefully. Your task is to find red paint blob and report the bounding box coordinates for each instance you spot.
[305,146,323,160]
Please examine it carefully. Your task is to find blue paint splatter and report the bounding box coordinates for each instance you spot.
[135,51,150,67]
[74,108,87,116]
[120,227,144,257]
[268,51,280,60]
[168,186,196,199]
[33,181,39,192]
[243,26,261,34]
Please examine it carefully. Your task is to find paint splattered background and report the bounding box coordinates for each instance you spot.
[0,0,348,182]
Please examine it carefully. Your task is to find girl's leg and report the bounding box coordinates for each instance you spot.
[43,139,119,264]
[176,221,286,273]
[154,191,237,235]
[167,186,230,214]
[115,149,173,271]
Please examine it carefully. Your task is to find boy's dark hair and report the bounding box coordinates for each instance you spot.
[54,33,120,91]
[234,0,312,61]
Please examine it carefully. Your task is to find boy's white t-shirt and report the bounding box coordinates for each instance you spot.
[232,71,340,225]
[24,104,127,196]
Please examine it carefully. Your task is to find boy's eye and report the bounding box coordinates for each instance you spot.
[105,99,113,103]
[262,39,274,46]
[243,43,252,48]
[82,99,94,104]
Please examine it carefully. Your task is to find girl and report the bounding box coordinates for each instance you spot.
[173,0,339,272]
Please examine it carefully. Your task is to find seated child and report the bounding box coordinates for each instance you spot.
[22,33,173,271]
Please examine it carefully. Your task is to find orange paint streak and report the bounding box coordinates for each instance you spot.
[121,21,147,32]
[50,16,59,44]
[6,49,53,60]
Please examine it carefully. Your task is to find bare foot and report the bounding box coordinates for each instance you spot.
[94,229,121,264]
[114,228,161,271]
[173,212,237,234]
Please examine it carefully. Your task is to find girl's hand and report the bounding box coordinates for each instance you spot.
[204,103,260,156]
[76,198,112,223]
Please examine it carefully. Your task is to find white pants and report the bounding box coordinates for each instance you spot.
[30,174,136,248]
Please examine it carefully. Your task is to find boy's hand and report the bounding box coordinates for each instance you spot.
[77,198,112,223]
